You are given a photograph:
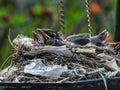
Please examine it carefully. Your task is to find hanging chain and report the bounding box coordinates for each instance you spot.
[85,0,92,34]
[59,0,65,36]
[58,0,92,35]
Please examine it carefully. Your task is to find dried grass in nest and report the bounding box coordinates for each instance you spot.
[1,30,120,83]
[6,47,106,82]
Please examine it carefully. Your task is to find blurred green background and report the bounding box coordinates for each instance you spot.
[0,0,116,66]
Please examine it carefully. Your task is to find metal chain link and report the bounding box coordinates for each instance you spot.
[59,0,65,36]
[58,0,92,35]
[85,0,92,34]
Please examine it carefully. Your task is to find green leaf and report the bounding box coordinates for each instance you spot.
[9,14,25,26]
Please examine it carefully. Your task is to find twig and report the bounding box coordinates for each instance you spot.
[57,77,70,83]
[0,54,13,70]
[99,72,108,90]
[8,29,15,48]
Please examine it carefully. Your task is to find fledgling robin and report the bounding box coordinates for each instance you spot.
[33,29,64,46]
[37,29,62,40]
[66,30,108,46]
[90,30,108,46]
[66,34,90,45]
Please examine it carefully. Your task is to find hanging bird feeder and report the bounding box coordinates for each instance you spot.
[0,0,120,90]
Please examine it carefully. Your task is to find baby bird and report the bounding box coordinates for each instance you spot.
[33,29,64,46]
[66,33,90,45]
[66,30,108,46]
[90,30,108,46]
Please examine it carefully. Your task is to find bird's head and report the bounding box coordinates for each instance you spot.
[33,29,62,44]
[36,29,62,40]
[97,30,108,41]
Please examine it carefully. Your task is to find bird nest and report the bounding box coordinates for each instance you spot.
[0,29,120,83]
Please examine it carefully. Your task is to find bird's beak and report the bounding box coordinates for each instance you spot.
[98,29,108,41]
[32,31,39,41]
[36,28,51,39]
